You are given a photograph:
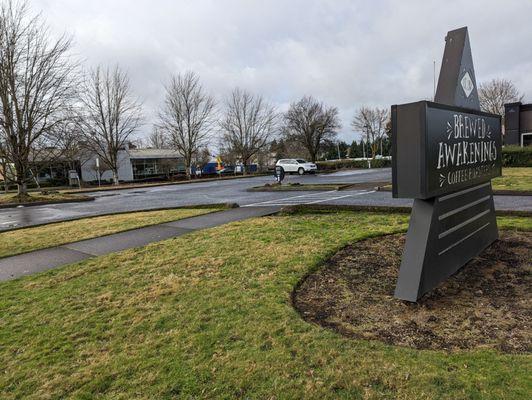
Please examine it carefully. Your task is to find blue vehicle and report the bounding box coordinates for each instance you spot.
[195,157,259,176]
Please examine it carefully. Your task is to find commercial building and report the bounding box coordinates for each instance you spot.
[504,102,532,146]
[80,148,185,183]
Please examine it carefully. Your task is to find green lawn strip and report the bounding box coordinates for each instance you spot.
[0,192,91,205]
[60,173,269,194]
[0,212,530,399]
[0,208,220,258]
[378,168,531,193]
[497,215,532,231]
[492,167,532,192]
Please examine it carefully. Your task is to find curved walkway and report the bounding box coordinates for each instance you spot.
[0,206,280,281]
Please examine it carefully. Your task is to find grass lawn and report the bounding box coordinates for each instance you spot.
[0,211,530,399]
[0,192,91,205]
[492,167,532,192]
[379,167,532,193]
[0,207,221,258]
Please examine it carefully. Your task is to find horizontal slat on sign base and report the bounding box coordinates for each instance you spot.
[435,182,495,257]
[394,181,499,302]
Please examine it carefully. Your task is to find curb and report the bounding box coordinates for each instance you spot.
[247,181,390,193]
[280,203,532,217]
[247,184,352,193]
[62,174,270,194]
[0,203,239,233]
[377,186,532,197]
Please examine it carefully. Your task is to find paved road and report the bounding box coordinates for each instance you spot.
[0,168,530,230]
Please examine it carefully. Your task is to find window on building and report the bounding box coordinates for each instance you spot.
[131,158,184,180]
[522,133,532,147]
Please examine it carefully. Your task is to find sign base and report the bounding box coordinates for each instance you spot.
[394,182,499,302]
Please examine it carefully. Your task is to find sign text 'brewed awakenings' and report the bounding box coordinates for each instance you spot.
[429,107,501,192]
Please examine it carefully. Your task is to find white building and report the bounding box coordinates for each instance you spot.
[80,148,184,183]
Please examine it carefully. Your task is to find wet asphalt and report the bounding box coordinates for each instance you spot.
[0,168,529,231]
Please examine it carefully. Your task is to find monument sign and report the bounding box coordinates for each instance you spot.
[392,27,502,302]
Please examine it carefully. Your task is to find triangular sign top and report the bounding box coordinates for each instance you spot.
[434,27,480,111]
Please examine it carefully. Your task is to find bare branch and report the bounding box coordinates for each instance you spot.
[220,88,277,173]
[0,0,79,195]
[283,96,340,162]
[479,78,523,117]
[351,106,389,159]
[156,71,216,178]
[78,65,143,184]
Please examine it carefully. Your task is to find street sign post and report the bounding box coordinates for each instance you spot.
[392,27,502,302]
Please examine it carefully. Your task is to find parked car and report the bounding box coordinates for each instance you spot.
[275,159,317,175]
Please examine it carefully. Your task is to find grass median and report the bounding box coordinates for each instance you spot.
[0,207,221,258]
[0,192,92,206]
[492,167,532,192]
[0,211,530,399]
[378,167,531,194]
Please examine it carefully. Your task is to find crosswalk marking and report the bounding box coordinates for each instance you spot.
[243,190,375,207]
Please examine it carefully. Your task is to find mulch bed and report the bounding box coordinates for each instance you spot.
[293,231,531,353]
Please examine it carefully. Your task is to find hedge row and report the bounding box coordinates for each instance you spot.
[316,146,531,170]
[316,158,392,171]
[502,146,532,167]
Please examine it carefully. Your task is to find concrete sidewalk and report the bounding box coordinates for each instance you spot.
[0,206,280,282]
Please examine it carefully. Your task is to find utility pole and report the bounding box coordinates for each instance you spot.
[96,157,101,187]
[363,124,368,159]
[364,124,371,168]
[433,60,436,101]
[336,141,341,160]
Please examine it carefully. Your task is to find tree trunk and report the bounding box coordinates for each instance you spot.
[184,154,192,180]
[371,142,378,160]
[15,162,28,196]
[112,170,119,185]
[17,182,28,196]
[1,160,8,194]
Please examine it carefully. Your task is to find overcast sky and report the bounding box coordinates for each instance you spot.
[32,0,532,143]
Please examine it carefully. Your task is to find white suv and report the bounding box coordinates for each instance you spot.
[276,159,317,175]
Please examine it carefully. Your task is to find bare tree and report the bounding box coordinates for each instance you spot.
[351,106,389,159]
[220,88,278,173]
[195,146,211,166]
[479,78,523,125]
[79,66,142,185]
[0,0,78,196]
[56,119,92,172]
[148,126,167,149]
[157,72,216,179]
[283,96,341,162]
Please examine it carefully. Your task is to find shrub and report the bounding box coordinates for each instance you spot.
[502,146,532,167]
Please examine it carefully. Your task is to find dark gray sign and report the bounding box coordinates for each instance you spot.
[393,102,502,199]
[392,27,501,302]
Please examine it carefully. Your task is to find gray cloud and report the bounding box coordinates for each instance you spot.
[32,0,532,142]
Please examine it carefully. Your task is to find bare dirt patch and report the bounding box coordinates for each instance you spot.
[293,231,531,353]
